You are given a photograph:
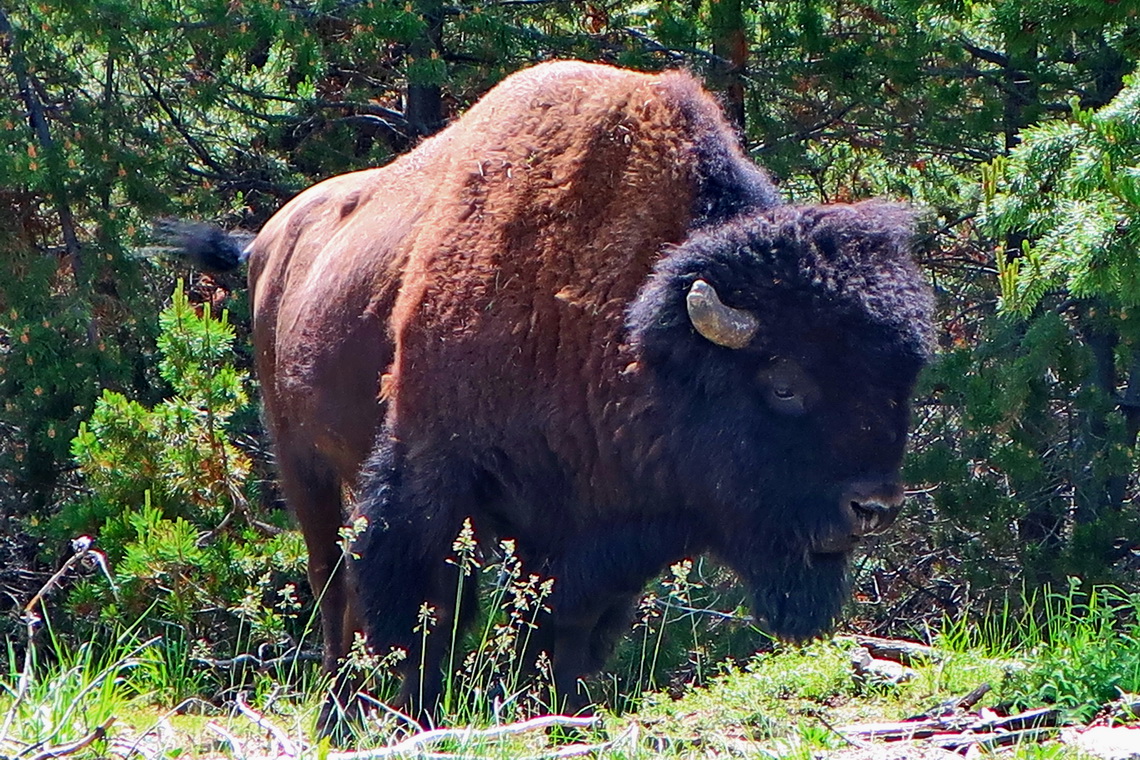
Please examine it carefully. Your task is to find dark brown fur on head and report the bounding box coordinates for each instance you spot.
[627,199,932,638]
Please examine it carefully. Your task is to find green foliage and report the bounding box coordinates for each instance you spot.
[0,215,159,511]
[55,283,309,661]
[70,284,249,523]
[1004,584,1140,722]
[0,621,155,755]
[907,69,1140,605]
[907,302,1140,597]
[986,76,1140,314]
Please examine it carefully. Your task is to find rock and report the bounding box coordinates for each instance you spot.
[851,647,917,686]
[1063,725,1140,760]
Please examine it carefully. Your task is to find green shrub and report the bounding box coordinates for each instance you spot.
[54,283,311,672]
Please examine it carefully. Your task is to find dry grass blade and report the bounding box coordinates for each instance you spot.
[0,537,100,747]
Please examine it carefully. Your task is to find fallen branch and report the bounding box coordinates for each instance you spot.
[928,725,1058,751]
[839,718,948,742]
[910,682,992,719]
[851,634,941,665]
[26,718,115,760]
[235,692,298,757]
[1090,692,1140,725]
[206,722,246,760]
[813,712,872,749]
[328,714,602,760]
[981,706,1060,732]
[954,682,992,712]
[840,704,1063,750]
[193,648,323,672]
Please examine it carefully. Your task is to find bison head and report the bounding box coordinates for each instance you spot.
[628,200,933,641]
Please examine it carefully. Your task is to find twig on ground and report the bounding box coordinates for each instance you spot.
[815,712,872,749]
[195,648,323,672]
[0,738,32,754]
[113,711,180,760]
[235,692,298,756]
[909,683,992,720]
[206,722,247,760]
[1090,692,1140,725]
[840,704,1063,750]
[108,737,159,760]
[930,725,1059,751]
[0,537,103,747]
[358,693,425,733]
[520,723,636,759]
[328,714,602,760]
[26,718,115,760]
[955,683,993,712]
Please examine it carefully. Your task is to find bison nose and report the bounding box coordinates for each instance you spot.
[843,480,905,537]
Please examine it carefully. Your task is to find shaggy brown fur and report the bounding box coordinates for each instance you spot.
[177,60,930,735]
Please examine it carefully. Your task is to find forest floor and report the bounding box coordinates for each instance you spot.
[8,631,1138,760]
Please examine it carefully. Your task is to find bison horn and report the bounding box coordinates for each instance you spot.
[686,279,759,349]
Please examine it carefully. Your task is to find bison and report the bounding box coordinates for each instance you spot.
[178,60,932,731]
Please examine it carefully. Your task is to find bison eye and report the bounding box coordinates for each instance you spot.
[767,384,805,414]
[759,357,818,415]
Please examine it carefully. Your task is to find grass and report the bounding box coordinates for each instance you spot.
[24,498,1137,760]
[7,566,1140,759]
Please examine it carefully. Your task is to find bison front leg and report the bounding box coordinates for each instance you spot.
[349,438,479,725]
[533,515,693,711]
[539,596,640,713]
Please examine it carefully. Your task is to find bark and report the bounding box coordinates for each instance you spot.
[406,0,445,137]
[709,0,747,132]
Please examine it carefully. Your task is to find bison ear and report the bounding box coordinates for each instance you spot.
[686,279,759,349]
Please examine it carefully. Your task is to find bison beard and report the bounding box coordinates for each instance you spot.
[173,60,932,735]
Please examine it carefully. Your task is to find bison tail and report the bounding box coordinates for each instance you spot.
[155,219,253,273]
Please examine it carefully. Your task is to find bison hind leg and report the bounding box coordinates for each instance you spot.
[272,449,366,741]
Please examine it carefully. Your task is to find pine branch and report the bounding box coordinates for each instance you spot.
[137,71,230,176]
[959,37,1009,67]
[0,3,88,334]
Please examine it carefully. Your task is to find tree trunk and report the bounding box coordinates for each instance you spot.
[709,0,747,133]
[406,0,445,137]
